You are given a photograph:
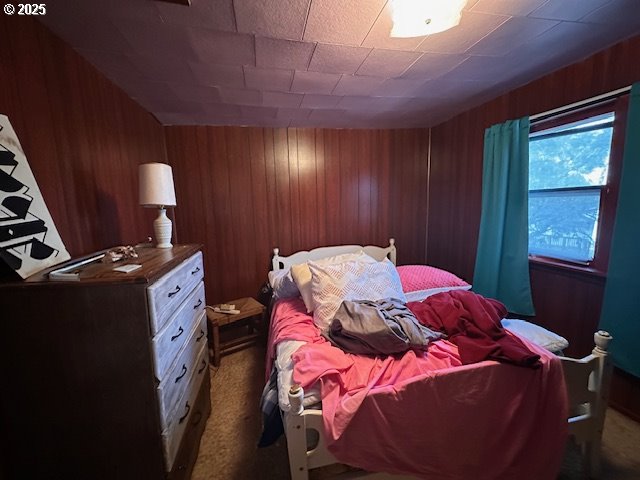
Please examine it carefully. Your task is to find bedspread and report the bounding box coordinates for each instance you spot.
[269,298,568,480]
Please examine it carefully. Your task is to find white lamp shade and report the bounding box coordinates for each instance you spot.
[390,0,467,37]
[139,163,177,207]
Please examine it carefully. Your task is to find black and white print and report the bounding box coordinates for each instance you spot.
[0,114,70,278]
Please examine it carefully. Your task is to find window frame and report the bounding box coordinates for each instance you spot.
[528,95,629,275]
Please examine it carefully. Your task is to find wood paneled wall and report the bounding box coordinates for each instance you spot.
[0,16,165,262]
[429,35,640,418]
[165,127,429,304]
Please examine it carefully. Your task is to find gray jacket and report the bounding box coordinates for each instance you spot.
[327,298,445,356]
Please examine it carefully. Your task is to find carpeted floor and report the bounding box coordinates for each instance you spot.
[192,346,640,480]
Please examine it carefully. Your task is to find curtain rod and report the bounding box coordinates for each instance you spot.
[530,85,631,122]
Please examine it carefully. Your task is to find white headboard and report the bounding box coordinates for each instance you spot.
[272,239,396,271]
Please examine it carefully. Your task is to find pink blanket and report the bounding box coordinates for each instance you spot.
[269,298,568,480]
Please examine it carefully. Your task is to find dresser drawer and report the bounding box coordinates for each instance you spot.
[162,343,209,471]
[148,252,204,334]
[152,281,206,382]
[157,312,208,428]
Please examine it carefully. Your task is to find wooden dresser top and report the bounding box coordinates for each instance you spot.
[2,244,201,287]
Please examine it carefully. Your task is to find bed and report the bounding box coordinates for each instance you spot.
[264,240,613,480]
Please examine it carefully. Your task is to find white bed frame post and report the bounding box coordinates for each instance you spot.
[561,330,613,480]
[287,385,310,480]
[586,330,613,478]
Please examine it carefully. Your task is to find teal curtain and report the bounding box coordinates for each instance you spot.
[599,83,640,378]
[473,117,535,316]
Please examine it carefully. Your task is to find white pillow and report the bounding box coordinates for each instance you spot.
[404,285,472,303]
[291,251,376,313]
[309,257,407,331]
[501,319,569,353]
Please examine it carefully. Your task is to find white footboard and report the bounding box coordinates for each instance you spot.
[560,330,613,479]
[285,385,337,480]
[283,331,613,480]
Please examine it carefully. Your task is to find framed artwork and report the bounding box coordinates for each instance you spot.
[0,114,70,278]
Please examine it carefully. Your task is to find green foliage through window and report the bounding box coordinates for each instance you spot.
[528,113,614,263]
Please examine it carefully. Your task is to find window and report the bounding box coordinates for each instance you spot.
[528,97,628,272]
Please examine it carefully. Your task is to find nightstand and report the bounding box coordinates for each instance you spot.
[206,297,266,367]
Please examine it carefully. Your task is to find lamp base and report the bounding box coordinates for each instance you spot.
[153,207,173,249]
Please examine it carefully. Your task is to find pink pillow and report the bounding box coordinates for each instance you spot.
[396,265,469,293]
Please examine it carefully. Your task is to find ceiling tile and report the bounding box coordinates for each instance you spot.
[155,0,236,31]
[373,78,426,97]
[416,11,509,54]
[200,102,243,117]
[337,96,376,109]
[411,77,494,99]
[277,108,312,120]
[337,96,405,110]
[188,28,255,66]
[262,92,304,108]
[401,53,468,80]
[355,49,422,77]
[467,16,559,56]
[128,54,198,84]
[471,0,549,16]
[528,0,609,21]
[235,0,311,40]
[502,21,637,80]
[255,37,316,70]
[291,71,342,94]
[218,87,263,105]
[332,75,386,96]
[116,21,194,59]
[41,12,132,54]
[300,94,343,108]
[362,2,426,51]
[192,115,247,126]
[188,62,245,88]
[77,50,139,78]
[308,44,372,74]
[308,109,348,121]
[442,55,515,81]
[244,66,293,92]
[170,84,222,103]
[303,0,387,45]
[41,0,163,24]
[128,82,186,112]
[580,0,640,25]
[240,105,278,119]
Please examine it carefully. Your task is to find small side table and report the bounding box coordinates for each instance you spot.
[206,297,266,367]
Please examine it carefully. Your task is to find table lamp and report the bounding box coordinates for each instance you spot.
[139,162,177,248]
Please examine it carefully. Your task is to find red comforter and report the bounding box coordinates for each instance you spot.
[268,297,568,480]
[408,290,541,367]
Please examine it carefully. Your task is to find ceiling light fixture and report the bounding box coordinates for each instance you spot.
[390,0,468,37]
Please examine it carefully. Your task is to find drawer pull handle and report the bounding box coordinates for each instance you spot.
[198,359,207,374]
[175,364,187,383]
[196,329,205,342]
[179,402,191,424]
[193,299,203,309]
[191,266,201,275]
[168,285,181,298]
[170,326,184,342]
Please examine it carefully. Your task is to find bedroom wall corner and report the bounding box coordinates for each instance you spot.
[0,15,166,259]
[427,34,640,420]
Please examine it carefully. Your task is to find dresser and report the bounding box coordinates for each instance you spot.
[0,245,210,480]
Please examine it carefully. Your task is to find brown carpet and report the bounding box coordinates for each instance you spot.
[192,346,640,480]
